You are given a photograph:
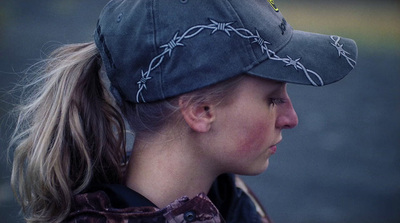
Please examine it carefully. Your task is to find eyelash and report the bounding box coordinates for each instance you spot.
[269,98,285,106]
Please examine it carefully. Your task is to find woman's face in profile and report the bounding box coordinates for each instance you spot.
[208,76,298,175]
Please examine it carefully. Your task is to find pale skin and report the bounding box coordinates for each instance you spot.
[125,75,298,208]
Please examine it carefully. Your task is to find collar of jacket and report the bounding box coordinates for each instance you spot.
[68,184,223,222]
[67,173,270,223]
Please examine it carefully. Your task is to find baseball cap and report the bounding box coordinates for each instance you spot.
[94,0,358,104]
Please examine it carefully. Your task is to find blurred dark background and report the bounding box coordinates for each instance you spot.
[1,0,399,222]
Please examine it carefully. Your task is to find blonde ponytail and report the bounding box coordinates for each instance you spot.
[10,42,126,223]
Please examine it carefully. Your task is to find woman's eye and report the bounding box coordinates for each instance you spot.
[269,98,285,106]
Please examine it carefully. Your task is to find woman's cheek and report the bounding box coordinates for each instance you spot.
[237,122,270,155]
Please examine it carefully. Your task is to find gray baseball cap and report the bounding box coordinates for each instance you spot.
[94,0,358,104]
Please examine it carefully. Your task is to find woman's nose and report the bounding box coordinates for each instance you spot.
[276,98,298,129]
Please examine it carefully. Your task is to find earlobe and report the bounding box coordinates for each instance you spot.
[179,98,215,133]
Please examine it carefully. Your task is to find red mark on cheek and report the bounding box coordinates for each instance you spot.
[237,123,269,154]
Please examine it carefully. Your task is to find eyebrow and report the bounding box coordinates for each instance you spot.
[270,80,285,88]
[267,81,286,95]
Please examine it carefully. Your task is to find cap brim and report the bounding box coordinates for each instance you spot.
[248,30,358,86]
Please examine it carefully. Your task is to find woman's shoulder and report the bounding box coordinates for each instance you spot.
[66,176,272,223]
[66,184,224,223]
[208,173,272,223]
[66,184,164,222]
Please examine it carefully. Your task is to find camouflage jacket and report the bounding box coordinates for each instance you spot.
[65,174,272,223]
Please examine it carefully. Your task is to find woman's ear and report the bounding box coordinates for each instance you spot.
[179,98,215,133]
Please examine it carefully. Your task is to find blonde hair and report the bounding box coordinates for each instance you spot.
[10,42,126,222]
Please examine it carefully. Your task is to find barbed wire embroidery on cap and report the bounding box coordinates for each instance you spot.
[268,52,324,86]
[330,36,356,68]
[136,19,324,103]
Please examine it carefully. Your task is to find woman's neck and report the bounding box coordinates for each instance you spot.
[124,132,218,208]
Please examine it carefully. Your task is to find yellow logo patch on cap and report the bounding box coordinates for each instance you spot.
[268,0,279,12]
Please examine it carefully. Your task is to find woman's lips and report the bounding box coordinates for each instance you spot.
[269,145,277,154]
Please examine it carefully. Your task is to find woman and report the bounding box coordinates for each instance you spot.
[10,0,357,222]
